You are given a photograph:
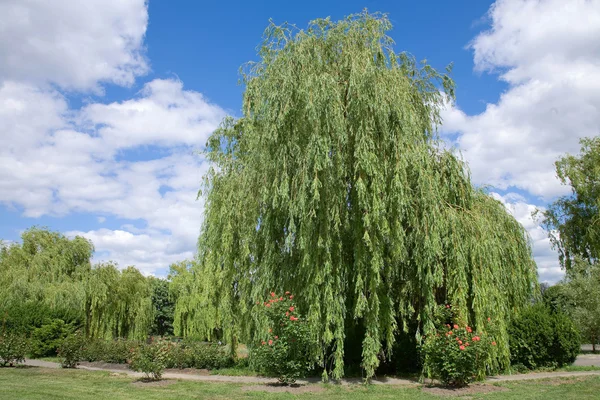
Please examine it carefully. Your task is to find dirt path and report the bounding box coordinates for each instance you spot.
[20,359,600,385]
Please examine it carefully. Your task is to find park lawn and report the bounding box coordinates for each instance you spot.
[1,367,600,400]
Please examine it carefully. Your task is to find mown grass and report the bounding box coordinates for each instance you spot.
[1,367,600,399]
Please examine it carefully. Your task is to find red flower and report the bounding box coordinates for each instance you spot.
[487,317,491,322]
[271,292,276,297]
[290,316,298,321]
[268,340,273,345]
[286,311,289,316]
[261,341,266,345]
[465,342,470,346]
[289,306,295,312]
[285,291,290,295]
[473,336,480,342]
[445,304,450,309]
[279,297,284,301]
[446,324,451,328]
[466,326,472,333]
[492,341,496,346]
[458,340,463,345]
[459,345,465,351]
[266,303,271,307]
[453,324,459,329]
[289,295,294,299]
[274,336,278,339]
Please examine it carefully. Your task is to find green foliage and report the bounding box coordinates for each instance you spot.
[561,259,600,351]
[163,340,232,370]
[149,277,174,337]
[0,331,28,367]
[30,319,74,358]
[129,339,168,380]
[58,332,86,368]
[0,228,153,342]
[538,137,600,270]
[85,264,154,341]
[249,292,314,384]
[82,338,140,364]
[176,12,538,379]
[509,304,580,370]
[422,306,497,387]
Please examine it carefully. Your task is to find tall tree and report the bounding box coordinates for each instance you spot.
[179,12,537,379]
[538,137,600,269]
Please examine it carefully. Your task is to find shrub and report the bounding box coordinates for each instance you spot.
[0,332,28,367]
[162,340,233,370]
[422,305,496,387]
[250,292,314,384]
[509,304,580,370]
[58,332,85,368]
[29,319,73,358]
[82,338,139,364]
[129,339,168,380]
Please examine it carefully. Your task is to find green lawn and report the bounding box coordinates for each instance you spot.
[1,367,599,399]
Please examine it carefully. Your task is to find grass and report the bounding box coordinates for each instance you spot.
[1,367,600,399]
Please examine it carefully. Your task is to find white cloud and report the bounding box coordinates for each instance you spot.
[0,0,149,92]
[0,79,224,274]
[490,192,564,284]
[442,0,600,200]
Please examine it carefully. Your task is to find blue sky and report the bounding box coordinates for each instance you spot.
[2,0,599,282]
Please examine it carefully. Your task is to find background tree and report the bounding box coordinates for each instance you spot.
[177,12,538,379]
[149,277,175,337]
[538,137,600,270]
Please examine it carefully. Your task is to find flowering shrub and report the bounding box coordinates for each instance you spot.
[422,305,496,387]
[57,331,85,368]
[250,292,314,384]
[82,338,140,364]
[129,338,168,380]
[0,332,28,367]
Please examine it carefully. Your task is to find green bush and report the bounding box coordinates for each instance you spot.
[129,339,168,380]
[29,319,73,358]
[250,292,314,384]
[422,306,497,387]
[509,304,580,370]
[0,332,28,367]
[162,340,232,370]
[58,332,85,368]
[82,338,139,364]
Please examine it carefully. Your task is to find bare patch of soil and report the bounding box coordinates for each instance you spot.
[242,383,326,393]
[131,379,177,388]
[422,383,508,397]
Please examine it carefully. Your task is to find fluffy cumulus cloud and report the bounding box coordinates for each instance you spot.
[490,193,564,283]
[441,0,600,282]
[0,78,224,274]
[0,0,225,275]
[442,0,600,199]
[0,0,148,92]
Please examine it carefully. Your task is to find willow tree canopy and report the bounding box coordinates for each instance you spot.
[180,12,537,379]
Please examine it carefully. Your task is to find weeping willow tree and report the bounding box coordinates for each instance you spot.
[178,12,538,379]
[85,263,153,340]
[1,228,153,340]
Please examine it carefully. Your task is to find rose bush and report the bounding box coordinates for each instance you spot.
[129,338,168,380]
[250,292,314,384]
[422,305,496,387]
[0,331,28,367]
